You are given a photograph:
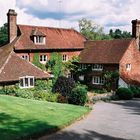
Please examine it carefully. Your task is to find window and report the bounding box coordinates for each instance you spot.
[21,55,29,61]
[34,36,45,44]
[126,64,131,71]
[79,75,84,81]
[19,76,34,88]
[80,64,87,69]
[92,64,103,71]
[62,54,68,62]
[40,55,47,64]
[92,76,105,85]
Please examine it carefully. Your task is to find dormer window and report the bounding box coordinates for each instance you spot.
[34,36,45,45]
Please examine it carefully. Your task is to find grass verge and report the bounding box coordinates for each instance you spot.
[0,95,90,140]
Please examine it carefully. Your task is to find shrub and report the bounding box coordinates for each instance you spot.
[68,84,88,106]
[116,88,133,100]
[57,94,68,103]
[130,86,140,98]
[52,76,75,97]
[35,80,48,91]
[16,89,34,99]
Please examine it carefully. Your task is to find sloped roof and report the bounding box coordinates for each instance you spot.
[0,51,50,83]
[79,39,133,64]
[14,25,86,50]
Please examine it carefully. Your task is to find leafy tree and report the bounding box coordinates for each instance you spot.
[109,29,132,39]
[47,53,63,83]
[79,18,112,40]
[0,23,8,46]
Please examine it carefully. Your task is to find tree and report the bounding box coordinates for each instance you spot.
[109,29,132,39]
[0,23,8,46]
[79,18,112,40]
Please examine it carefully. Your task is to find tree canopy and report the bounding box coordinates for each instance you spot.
[0,23,8,46]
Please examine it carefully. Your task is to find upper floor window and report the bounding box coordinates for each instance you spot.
[92,76,105,85]
[19,76,34,88]
[92,64,103,71]
[34,36,45,44]
[21,55,29,61]
[80,64,87,69]
[126,64,131,71]
[62,54,68,62]
[40,55,47,64]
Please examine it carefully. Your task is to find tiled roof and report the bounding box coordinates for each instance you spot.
[14,25,86,50]
[79,39,133,64]
[0,51,50,83]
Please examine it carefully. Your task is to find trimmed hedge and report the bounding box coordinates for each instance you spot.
[116,88,133,100]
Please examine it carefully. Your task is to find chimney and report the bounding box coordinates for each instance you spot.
[132,19,140,48]
[7,9,17,43]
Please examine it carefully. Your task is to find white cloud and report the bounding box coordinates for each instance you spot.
[0,0,140,33]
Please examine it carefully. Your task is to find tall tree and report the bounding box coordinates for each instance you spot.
[0,23,8,46]
[109,29,132,39]
[79,18,112,40]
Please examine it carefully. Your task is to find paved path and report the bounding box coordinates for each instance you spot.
[39,99,140,140]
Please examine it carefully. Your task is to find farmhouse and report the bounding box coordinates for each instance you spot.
[0,9,140,89]
[78,20,140,89]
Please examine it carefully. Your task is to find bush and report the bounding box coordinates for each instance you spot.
[0,86,17,95]
[68,84,88,106]
[16,89,34,99]
[52,76,75,97]
[57,94,68,103]
[35,80,48,91]
[130,86,140,98]
[116,88,133,100]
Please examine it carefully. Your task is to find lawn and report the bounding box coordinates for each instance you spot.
[0,95,90,140]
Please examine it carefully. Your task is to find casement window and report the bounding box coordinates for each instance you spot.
[62,54,68,62]
[34,36,45,44]
[19,76,34,88]
[126,63,131,71]
[40,55,47,64]
[92,64,103,71]
[80,64,87,69]
[21,55,29,61]
[79,75,84,81]
[92,76,105,85]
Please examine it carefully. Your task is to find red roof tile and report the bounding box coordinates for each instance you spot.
[0,52,50,83]
[14,25,86,50]
[79,39,133,64]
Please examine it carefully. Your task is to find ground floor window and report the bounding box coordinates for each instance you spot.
[92,76,105,85]
[19,76,34,88]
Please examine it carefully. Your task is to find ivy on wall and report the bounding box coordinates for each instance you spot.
[32,53,46,70]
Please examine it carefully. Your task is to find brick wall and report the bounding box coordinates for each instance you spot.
[120,39,140,85]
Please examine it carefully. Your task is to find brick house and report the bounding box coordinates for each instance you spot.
[77,19,140,89]
[0,42,50,88]
[7,9,86,64]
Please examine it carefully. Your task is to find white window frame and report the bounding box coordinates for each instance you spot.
[126,63,131,71]
[19,76,34,88]
[80,64,87,69]
[62,54,68,62]
[92,76,105,85]
[92,64,103,71]
[79,75,84,81]
[34,36,45,45]
[21,55,29,61]
[40,55,47,64]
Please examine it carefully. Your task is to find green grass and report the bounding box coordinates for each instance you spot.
[0,95,90,140]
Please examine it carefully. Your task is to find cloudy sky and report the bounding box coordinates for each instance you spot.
[0,0,140,33]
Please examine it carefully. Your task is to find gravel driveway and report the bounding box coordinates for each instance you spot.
[39,99,140,140]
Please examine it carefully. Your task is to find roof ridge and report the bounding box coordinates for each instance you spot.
[0,51,13,74]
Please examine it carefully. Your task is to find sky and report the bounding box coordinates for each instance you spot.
[0,0,140,33]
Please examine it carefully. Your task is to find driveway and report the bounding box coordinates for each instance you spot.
[39,99,140,140]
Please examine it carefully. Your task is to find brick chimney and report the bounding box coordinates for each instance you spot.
[7,9,17,43]
[132,19,140,48]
